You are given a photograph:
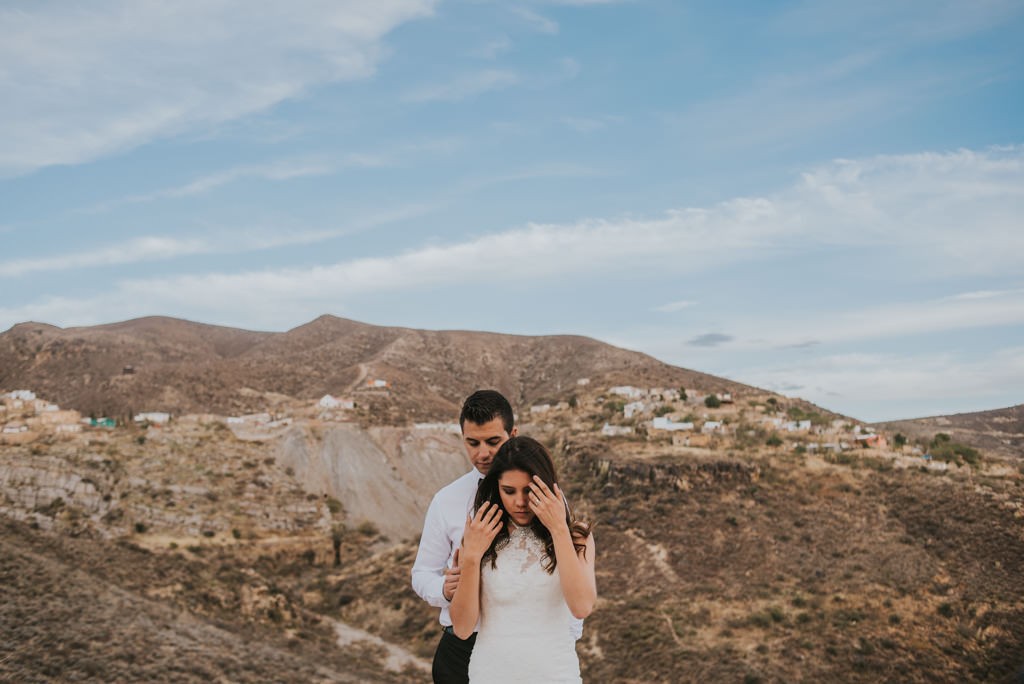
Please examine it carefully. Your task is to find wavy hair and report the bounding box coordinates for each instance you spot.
[474,436,591,574]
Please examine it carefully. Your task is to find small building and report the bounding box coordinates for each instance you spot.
[652,416,694,432]
[609,386,644,399]
[576,378,590,386]
[134,412,171,425]
[6,390,36,401]
[855,433,888,449]
[601,423,635,437]
[702,421,723,434]
[623,401,646,419]
[682,433,712,448]
[530,404,551,414]
[319,394,354,410]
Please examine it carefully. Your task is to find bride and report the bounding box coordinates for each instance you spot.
[450,436,596,683]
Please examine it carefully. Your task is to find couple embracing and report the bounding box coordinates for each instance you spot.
[411,390,597,683]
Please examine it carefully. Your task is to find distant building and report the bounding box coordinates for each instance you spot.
[134,412,171,425]
[702,421,723,434]
[6,390,36,401]
[319,394,354,410]
[623,401,646,419]
[601,423,634,437]
[530,404,551,414]
[652,416,694,432]
[609,386,644,399]
[576,378,590,386]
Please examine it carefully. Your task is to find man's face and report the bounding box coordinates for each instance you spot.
[462,416,516,475]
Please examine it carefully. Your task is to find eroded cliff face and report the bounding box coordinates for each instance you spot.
[275,424,467,541]
[0,454,120,533]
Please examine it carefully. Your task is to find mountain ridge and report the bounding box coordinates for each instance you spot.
[0,315,754,422]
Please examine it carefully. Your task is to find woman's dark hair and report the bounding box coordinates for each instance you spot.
[474,436,591,573]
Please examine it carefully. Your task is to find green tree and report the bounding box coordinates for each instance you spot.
[894,433,907,448]
[705,395,721,409]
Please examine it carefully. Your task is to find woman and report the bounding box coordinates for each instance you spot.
[450,436,596,683]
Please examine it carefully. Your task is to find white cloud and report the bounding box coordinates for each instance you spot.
[0,0,436,175]
[82,159,336,212]
[510,7,559,34]
[403,70,520,102]
[4,146,1022,334]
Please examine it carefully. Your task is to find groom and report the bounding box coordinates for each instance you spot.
[412,389,517,683]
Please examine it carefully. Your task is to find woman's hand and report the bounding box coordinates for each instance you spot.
[459,501,503,562]
[528,475,569,534]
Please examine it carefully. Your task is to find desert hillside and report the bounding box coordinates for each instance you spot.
[878,404,1024,460]
[0,315,751,423]
[1,317,1022,682]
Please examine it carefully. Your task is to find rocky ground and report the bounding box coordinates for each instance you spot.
[2,402,1023,682]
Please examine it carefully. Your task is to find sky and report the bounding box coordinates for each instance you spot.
[2,0,1023,423]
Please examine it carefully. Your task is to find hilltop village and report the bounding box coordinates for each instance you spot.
[1,378,966,472]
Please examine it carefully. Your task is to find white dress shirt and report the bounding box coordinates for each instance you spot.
[411,469,482,627]
[411,468,585,639]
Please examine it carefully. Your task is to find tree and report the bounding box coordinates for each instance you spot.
[704,395,721,409]
[679,388,688,401]
[894,433,907,448]
[331,525,345,567]
[766,434,783,447]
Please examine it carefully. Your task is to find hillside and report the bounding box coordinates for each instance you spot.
[2,405,1022,682]
[0,315,751,423]
[878,404,1024,460]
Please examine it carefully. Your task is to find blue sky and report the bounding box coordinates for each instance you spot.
[2,0,1023,423]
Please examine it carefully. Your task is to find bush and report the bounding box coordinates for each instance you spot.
[325,497,343,515]
[357,520,379,537]
[766,434,783,447]
[134,522,148,534]
[705,395,721,409]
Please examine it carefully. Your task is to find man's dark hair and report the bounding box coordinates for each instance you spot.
[459,390,514,433]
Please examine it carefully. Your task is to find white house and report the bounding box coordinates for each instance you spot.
[7,390,36,401]
[134,412,171,425]
[530,404,551,414]
[623,401,646,419]
[576,378,591,386]
[319,394,354,410]
[652,416,694,432]
[609,386,644,399]
[601,423,635,437]
[702,421,723,434]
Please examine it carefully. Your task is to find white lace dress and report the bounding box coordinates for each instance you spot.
[468,524,582,683]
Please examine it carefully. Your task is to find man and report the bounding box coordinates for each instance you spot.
[411,389,517,683]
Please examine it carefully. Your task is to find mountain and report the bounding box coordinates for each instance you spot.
[0,315,752,421]
[877,404,1024,459]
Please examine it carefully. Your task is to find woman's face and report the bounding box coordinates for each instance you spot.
[498,469,534,526]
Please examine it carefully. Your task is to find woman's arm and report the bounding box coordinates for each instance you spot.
[529,476,597,619]
[449,501,503,639]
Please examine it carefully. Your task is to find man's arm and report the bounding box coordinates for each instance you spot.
[411,497,453,608]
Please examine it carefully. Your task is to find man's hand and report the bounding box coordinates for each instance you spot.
[442,548,461,601]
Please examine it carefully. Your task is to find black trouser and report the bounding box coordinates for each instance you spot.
[432,627,476,684]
